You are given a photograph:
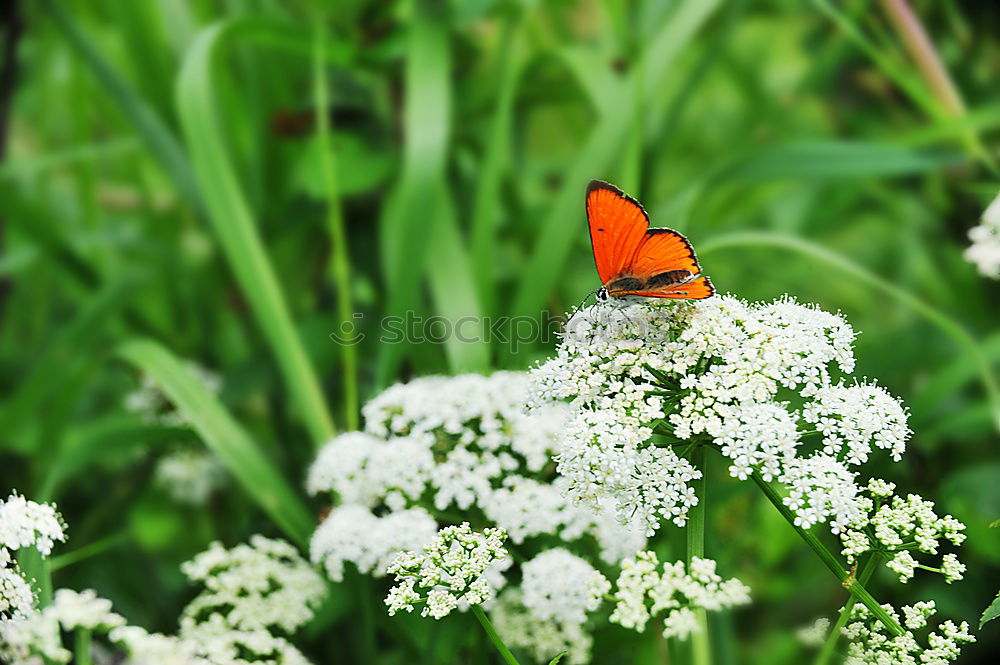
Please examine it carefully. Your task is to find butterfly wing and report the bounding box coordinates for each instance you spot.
[615,227,713,299]
[629,228,700,277]
[621,275,715,300]
[586,180,649,284]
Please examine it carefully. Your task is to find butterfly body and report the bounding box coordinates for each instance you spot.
[586,180,713,300]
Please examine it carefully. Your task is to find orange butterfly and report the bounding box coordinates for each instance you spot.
[586,180,714,301]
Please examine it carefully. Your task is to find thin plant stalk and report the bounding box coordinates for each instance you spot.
[75,629,93,665]
[750,471,904,636]
[878,0,997,173]
[686,445,712,665]
[471,605,521,665]
[815,553,882,665]
[312,18,358,430]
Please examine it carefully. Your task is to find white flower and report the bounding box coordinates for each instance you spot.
[842,601,974,665]
[837,482,966,584]
[180,614,312,665]
[47,589,126,630]
[491,589,592,665]
[0,493,66,557]
[0,564,35,623]
[965,189,1000,279]
[155,448,227,505]
[307,432,434,510]
[796,616,830,647]
[531,296,908,536]
[310,504,437,582]
[181,535,326,634]
[609,551,750,640]
[1,493,66,623]
[1,589,126,665]
[520,549,610,625]
[385,523,509,619]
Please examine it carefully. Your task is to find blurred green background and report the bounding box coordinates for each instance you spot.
[2,0,999,662]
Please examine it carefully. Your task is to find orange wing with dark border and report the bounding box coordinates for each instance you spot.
[622,275,715,299]
[586,180,649,284]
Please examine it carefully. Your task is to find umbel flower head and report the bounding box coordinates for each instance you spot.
[530,296,910,536]
[181,535,327,634]
[1,493,66,622]
[308,371,646,581]
[385,523,510,619]
[965,188,1000,279]
[609,551,751,640]
[839,479,966,584]
[841,600,974,665]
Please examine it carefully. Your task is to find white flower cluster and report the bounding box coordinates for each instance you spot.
[838,479,966,584]
[1,493,66,622]
[1,589,127,664]
[796,616,831,647]
[609,551,751,640]
[309,373,645,570]
[180,535,327,634]
[531,297,911,535]
[842,600,974,665]
[487,549,610,664]
[310,504,438,582]
[520,549,610,625]
[155,448,228,505]
[491,589,592,665]
[1,490,316,665]
[965,189,1000,279]
[385,523,510,619]
[310,372,647,663]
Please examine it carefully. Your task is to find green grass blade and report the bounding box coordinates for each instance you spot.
[117,339,314,547]
[716,140,963,181]
[376,0,453,386]
[427,184,490,373]
[312,19,358,430]
[176,19,335,444]
[470,9,526,317]
[41,0,201,208]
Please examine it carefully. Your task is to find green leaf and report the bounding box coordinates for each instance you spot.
[117,339,314,548]
[176,18,335,443]
[980,591,1000,629]
[547,652,567,665]
[718,141,962,181]
[376,0,460,385]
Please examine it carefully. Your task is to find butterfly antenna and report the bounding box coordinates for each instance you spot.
[565,288,599,325]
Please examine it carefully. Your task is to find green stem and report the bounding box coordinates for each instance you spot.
[357,574,377,664]
[75,629,93,665]
[814,553,882,665]
[750,472,904,636]
[687,446,712,665]
[49,532,127,571]
[471,605,521,665]
[312,18,358,431]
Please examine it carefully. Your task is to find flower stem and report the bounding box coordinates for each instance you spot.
[471,605,521,665]
[75,629,93,665]
[750,472,904,636]
[814,553,881,665]
[687,445,712,665]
